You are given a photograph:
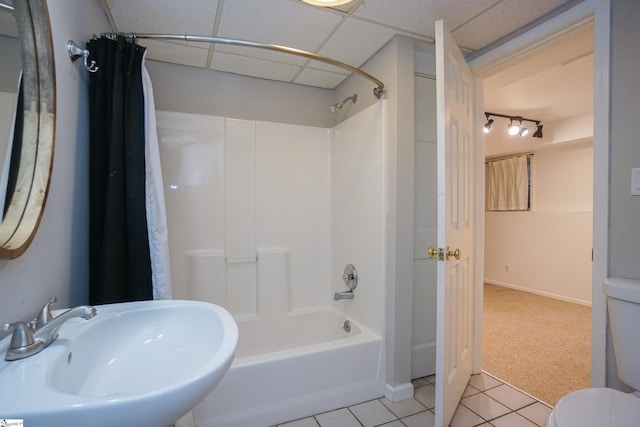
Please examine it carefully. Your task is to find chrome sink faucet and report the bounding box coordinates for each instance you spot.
[34,304,97,347]
[2,297,97,361]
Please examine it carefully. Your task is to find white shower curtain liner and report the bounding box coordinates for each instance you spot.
[487,155,529,211]
[142,54,173,300]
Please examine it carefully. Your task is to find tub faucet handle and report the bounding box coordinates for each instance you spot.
[342,264,358,290]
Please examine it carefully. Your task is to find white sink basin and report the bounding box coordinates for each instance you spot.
[0,299,238,427]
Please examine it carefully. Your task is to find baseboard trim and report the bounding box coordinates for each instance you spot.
[484,279,592,307]
[384,382,414,402]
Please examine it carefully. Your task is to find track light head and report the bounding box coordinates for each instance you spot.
[519,127,529,137]
[533,123,543,138]
[484,118,494,133]
[508,120,521,136]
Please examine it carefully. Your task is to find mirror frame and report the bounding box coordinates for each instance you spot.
[0,0,55,259]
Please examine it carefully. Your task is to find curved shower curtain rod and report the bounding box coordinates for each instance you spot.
[100,32,385,99]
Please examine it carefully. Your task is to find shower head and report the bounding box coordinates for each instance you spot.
[330,94,358,113]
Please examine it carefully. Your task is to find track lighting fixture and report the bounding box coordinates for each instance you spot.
[532,123,543,138]
[508,119,521,136]
[483,115,494,133]
[484,112,543,139]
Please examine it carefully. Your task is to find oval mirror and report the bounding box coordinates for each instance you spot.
[0,0,55,259]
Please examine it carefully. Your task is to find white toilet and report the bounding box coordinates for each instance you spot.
[545,277,640,427]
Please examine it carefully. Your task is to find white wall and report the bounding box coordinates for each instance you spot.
[607,0,640,390]
[145,60,335,128]
[0,0,108,328]
[484,141,593,304]
[411,49,437,379]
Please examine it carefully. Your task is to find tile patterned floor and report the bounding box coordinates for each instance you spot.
[276,372,552,427]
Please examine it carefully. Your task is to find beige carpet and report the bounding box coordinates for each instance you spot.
[482,283,591,405]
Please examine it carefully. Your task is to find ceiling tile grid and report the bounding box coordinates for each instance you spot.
[102,0,577,92]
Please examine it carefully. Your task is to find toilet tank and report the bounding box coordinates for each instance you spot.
[605,277,640,391]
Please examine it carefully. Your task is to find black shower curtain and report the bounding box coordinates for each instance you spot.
[88,36,153,304]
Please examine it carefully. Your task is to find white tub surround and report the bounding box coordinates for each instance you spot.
[157,102,387,426]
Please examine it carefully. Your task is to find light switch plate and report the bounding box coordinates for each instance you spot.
[632,168,640,196]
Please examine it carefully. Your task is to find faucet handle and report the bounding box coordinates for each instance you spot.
[2,322,44,361]
[35,296,58,329]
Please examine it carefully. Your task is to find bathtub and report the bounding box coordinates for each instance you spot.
[192,308,385,427]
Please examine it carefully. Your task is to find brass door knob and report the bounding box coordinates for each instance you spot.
[446,247,460,260]
[428,247,438,259]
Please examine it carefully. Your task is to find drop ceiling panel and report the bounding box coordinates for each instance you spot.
[216,0,342,53]
[317,19,398,69]
[452,0,570,50]
[106,0,220,35]
[353,0,430,36]
[425,0,499,33]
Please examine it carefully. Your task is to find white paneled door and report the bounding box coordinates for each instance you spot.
[434,20,476,427]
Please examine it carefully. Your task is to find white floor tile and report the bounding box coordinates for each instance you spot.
[468,373,502,391]
[462,384,481,398]
[315,408,361,427]
[380,397,426,418]
[401,410,435,427]
[278,417,319,427]
[491,412,538,427]
[349,399,396,427]
[517,402,552,426]
[485,384,536,410]
[414,383,436,409]
[461,392,511,421]
[449,404,485,427]
[279,373,552,427]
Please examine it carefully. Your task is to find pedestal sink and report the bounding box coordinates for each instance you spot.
[0,300,238,427]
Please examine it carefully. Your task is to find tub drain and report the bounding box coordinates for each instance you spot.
[342,320,351,333]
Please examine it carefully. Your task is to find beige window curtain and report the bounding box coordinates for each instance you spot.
[487,155,529,211]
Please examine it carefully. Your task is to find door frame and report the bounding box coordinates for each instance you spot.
[468,0,610,386]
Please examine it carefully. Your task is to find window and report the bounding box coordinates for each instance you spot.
[485,154,532,211]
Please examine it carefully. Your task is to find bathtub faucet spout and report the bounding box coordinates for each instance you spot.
[333,289,354,300]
